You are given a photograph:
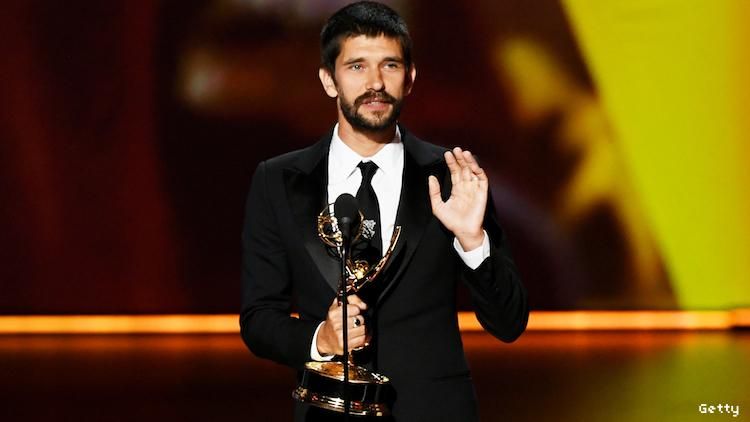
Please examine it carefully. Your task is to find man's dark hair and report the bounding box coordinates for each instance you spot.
[320,1,412,74]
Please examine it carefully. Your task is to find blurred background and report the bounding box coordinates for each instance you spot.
[2,0,750,314]
[3,2,750,421]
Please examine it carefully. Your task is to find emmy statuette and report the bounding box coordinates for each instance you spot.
[292,201,401,417]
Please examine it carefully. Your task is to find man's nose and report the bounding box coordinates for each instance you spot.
[365,69,384,91]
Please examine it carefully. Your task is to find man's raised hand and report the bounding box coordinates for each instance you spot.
[428,147,488,251]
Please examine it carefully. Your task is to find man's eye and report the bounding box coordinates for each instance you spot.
[384,62,401,69]
[350,64,363,71]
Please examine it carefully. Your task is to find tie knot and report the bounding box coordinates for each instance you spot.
[358,161,378,184]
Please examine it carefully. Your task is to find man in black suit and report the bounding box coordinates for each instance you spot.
[240,2,528,421]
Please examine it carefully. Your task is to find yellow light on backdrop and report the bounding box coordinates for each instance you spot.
[563,0,750,308]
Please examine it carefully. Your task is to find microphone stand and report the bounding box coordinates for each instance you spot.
[339,218,353,420]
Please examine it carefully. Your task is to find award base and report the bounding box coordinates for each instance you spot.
[293,361,392,417]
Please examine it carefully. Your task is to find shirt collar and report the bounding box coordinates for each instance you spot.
[328,123,403,183]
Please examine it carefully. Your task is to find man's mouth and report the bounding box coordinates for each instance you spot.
[361,97,391,105]
[360,101,390,112]
[357,91,396,106]
[358,96,393,113]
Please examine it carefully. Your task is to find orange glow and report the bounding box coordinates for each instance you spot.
[0,311,748,334]
[0,315,238,334]
[522,311,731,331]
[731,309,750,327]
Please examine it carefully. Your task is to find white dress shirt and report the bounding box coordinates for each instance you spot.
[327,124,404,252]
[310,124,490,360]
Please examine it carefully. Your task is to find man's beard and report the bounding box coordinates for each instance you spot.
[340,90,403,132]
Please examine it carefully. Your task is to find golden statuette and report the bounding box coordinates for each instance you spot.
[293,202,402,417]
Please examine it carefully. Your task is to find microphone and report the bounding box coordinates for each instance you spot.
[334,193,361,246]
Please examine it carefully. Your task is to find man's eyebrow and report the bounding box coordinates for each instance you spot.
[341,56,404,66]
[342,57,365,66]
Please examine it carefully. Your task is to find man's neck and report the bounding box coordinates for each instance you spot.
[336,120,396,158]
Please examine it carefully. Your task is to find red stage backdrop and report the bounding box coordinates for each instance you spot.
[12,0,742,313]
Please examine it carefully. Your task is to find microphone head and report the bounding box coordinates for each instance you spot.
[334,193,361,240]
[334,193,360,224]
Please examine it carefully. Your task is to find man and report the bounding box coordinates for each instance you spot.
[240,2,528,421]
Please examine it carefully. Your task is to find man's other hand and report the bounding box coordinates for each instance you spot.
[428,147,488,251]
[316,295,369,356]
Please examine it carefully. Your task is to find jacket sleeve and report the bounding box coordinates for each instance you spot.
[461,191,529,343]
[239,161,318,370]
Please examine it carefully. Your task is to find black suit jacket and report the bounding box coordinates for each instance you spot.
[240,126,528,421]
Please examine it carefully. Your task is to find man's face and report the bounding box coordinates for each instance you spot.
[320,35,415,132]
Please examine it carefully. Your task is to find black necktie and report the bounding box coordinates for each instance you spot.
[356,161,382,259]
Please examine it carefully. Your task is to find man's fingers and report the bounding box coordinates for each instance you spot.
[347,294,367,311]
[328,303,362,318]
[346,304,362,317]
[462,150,477,166]
[444,151,460,184]
[461,162,473,183]
[463,151,488,182]
[348,333,367,349]
[453,147,487,184]
[334,324,367,352]
[327,305,364,329]
[455,149,473,181]
[349,315,365,329]
[453,147,468,169]
[348,325,366,338]
[319,311,370,355]
[428,175,443,213]
[331,294,367,311]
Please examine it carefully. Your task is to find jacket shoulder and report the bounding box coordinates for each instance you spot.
[401,128,448,168]
[262,144,318,171]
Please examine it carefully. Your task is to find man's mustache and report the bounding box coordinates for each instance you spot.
[354,91,397,107]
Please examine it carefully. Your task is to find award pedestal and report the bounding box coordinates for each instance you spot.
[293,361,392,417]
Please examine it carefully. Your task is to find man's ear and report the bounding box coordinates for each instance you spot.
[318,67,338,98]
[404,64,417,96]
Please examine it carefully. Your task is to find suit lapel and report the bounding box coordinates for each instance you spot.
[282,126,446,298]
[375,128,446,305]
[283,132,341,293]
